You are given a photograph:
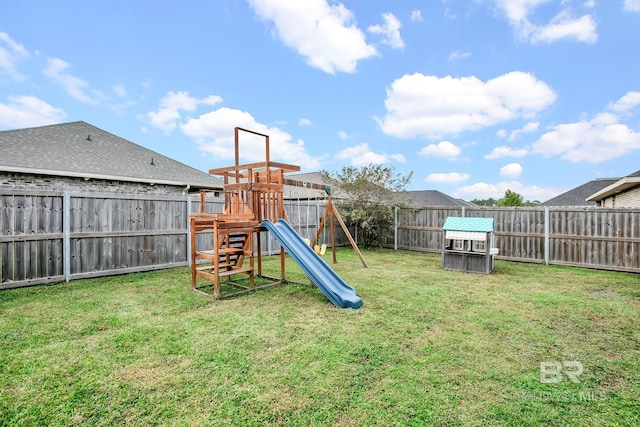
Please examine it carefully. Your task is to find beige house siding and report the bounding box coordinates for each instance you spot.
[597,186,640,208]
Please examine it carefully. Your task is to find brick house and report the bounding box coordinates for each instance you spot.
[0,121,222,195]
[585,170,640,208]
[540,178,619,207]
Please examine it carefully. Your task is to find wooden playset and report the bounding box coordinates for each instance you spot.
[189,127,365,300]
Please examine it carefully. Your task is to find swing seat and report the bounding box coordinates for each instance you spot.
[314,244,327,255]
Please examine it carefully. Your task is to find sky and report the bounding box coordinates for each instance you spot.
[1,0,639,202]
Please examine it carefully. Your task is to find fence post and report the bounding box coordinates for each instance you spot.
[186,195,192,267]
[394,206,398,250]
[63,191,70,282]
[544,207,550,265]
[316,200,321,250]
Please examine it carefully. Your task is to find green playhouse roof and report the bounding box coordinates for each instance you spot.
[442,217,494,232]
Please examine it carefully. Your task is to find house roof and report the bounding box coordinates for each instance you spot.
[283,172,331,200]
[540,178,619,206]
[283,171,349,200]
[585,170,640,202]
[442,216,494,232]
[280,174,474,206]
[404,190,476,207]
[0,121,223,190]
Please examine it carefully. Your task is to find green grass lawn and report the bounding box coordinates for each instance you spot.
[1,249,638,426]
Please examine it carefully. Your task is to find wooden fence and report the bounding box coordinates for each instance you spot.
[1,190,638,290]
[1,190,192,289]
[384,206,640,273]
[0,190,332,289]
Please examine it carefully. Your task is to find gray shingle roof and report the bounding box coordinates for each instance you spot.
[284,172,346,200]
[404,190,476,207]
[540,178,618,206]
[281,174,476,206]
[0,121,222,190]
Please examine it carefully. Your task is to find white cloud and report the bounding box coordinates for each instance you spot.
[484,145,529,159]
[335,142,405,166]
[492,0,598,44]
[531,112,640,163]
[493,0,550,22]
[411,10,423,22]
[448,50,471,62]
[0,32,30,81]
[109,100,137,115]
[389,153,406,162]
[624,0,640,12]
[247,0,377,74]
[112,84,127,97]
[426,172,469,183]
[453,180,560,202]
[500,162,523,178]
[608,91,640,114]
[499,121,539,141]
[378,71,555,139]
[148,91,222,132]
[338,130,348,140]
[298,118,312,126]
[530,12,598,44]
[442,0,458,20]
[0,95,66,128]
[181,107,321,169]
[521,121,539,132]
[368,12,405,49]
[419,140,461,158]
[43,57,100,104]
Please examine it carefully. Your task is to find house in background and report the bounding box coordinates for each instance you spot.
[540,177,620,207]
[283,171,334,200]
[282,174,472,208]
[585,170,640,208]
[404,190,476,208]
[0,121,223,195]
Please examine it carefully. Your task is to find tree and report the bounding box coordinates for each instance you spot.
[497,189,525,206]
[322,164,413,248]
[470,197,497,206]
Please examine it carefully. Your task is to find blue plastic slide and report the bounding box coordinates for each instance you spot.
[260,219,363,309]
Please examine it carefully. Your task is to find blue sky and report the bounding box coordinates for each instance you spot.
[1,0,639,202]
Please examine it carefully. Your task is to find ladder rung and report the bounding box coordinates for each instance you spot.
[218,267,253,277]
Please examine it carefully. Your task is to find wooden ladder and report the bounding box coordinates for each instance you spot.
[189,214,257,298]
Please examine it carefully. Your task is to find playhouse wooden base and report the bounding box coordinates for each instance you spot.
[189,213,260,299]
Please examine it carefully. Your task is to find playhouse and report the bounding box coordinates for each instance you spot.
[441,216,498,274]
[188,127,364,308]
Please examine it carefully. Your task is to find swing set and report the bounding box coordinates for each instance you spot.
[189,127,366,300]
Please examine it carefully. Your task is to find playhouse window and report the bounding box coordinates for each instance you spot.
[472,240,486,252]
[452,239,465,250]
